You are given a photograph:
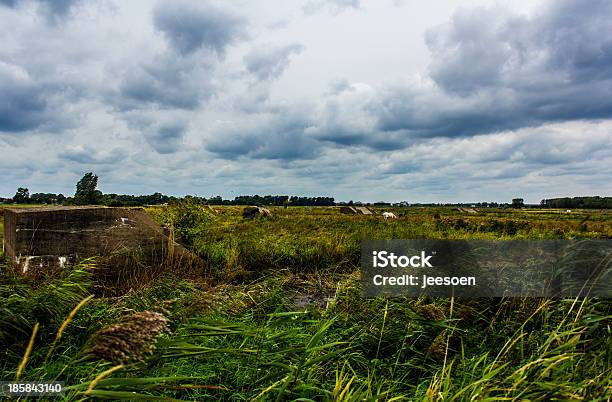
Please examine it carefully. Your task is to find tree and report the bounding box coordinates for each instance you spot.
[511,198,525,209]
[74,172,102,205]
[30,193,62,204]
[13,187,30,204]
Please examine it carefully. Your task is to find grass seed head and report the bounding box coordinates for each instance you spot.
[89,310,169,364]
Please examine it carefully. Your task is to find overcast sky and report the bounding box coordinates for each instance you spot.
[1,0,611,203]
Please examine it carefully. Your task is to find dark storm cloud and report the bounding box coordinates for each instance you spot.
[426,1,612,94]
[0,76,48,132]
[117,1,246,111]
[0,64,73,133]
[206,112,318,160]
[244,43,304,81]
[375,0,612,139]
[372,122,612,180]
[118,56,212,110]
[540,0,612,82]
[145,121,187,154]
[299,83,408,150]
[38,0,79,21]
[0,0,80,22]
[153,0,246,56]
[60,145,128,165]
[315,125,408,150]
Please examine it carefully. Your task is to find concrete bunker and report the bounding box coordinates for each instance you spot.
[2,206,203,276]
[340,206,373,215]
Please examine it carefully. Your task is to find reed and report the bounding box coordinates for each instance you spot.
[15,322,38,381]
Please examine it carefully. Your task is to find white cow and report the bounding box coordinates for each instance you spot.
[382,211,397,219]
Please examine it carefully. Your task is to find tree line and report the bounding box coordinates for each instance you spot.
[2,173,335,207]
[540,196,612,209]
[3,173,610,208]
[3,173,176,206]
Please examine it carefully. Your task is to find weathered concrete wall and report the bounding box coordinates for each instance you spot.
[2,206,202,275]
[339,206,373,215]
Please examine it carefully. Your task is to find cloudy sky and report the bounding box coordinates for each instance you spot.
[1,0,611,203]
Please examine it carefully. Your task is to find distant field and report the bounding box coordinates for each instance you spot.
[2,202,610,272]
[0,204,45,208]
[1,204,610,400]
[146,205,611,280]
[2,203,610,274]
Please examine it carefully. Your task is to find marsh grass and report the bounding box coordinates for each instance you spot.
[0,206,610,400]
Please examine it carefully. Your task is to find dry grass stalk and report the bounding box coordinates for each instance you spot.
[86,364,124,395]
[45,294,94,362]
[16,322,39,381]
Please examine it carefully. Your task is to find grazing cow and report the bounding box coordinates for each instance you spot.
[382,212,397,219]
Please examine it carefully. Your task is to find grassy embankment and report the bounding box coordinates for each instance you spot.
[0,204,610,400]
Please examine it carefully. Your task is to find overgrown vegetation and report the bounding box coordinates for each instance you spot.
[0,206,610,400]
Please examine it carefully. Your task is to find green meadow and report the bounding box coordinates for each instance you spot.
[0,204,610,400]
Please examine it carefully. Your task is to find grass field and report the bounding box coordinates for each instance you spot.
[0,204,610,400]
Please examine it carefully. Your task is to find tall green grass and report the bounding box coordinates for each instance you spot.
[0,205,610,400]
[151,205,611,281]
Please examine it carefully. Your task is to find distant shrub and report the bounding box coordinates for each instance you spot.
[157,198,213,246]
[435,217,531,235]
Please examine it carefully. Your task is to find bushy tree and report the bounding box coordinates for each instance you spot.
[30,193,62,204]
[13,187,30,204]
[74,172,102,205]
[511,198,525,209]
